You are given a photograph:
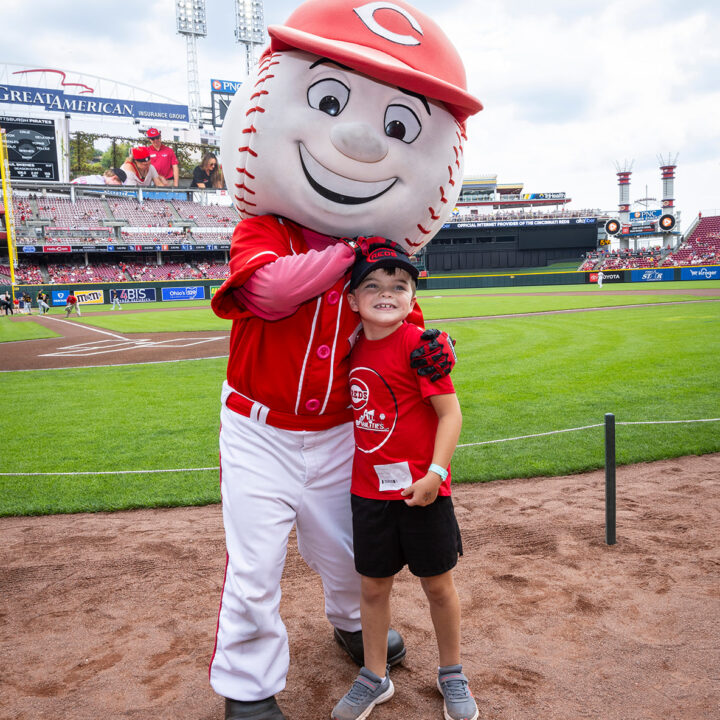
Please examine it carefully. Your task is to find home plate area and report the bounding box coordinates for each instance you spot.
[40,335,228,358]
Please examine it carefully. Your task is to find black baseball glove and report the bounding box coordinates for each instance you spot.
[409,328,457,382]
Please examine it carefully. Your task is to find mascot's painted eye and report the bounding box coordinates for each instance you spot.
[307,78,350,116]
[384,104,421,143]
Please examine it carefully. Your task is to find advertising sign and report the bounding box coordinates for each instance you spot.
[51,289,69,305]
[587,271,625,284]
[629,210,661,222]
[210,78,242,128]
[681,266,720,281]
[210,79,242,94]
[42,245,72,252]
[521,192,566,200]
[75,288,104,305]
[447,217,596,230]
[0,115,59,180]
[631,268,674,282]
[161,286,205,301]
[0,84,189,122]
[117,287,157,303]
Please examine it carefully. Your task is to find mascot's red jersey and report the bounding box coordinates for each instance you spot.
[212,215,424,431]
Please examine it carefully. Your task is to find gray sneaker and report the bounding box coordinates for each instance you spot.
[437,665,478,720]
[331,666,394,720]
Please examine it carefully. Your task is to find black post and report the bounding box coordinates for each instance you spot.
[605,413,616,545]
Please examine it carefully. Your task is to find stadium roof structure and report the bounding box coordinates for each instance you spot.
[0,63,189,126]
[0,64,184,106]
[459,176,571,210]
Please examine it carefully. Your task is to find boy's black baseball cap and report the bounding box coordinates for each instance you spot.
[350,243,419,291]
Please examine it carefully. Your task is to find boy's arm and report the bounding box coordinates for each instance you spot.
[401,393,462,507]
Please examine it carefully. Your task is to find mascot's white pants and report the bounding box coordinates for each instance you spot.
[210,396,361,702]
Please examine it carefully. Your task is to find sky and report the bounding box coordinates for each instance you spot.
[2,0,720,226]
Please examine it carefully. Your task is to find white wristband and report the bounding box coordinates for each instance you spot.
[428,463,448,481]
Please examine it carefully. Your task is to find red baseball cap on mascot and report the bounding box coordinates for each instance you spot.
[268,0,482,123]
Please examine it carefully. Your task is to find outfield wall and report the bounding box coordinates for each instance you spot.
[2,266,719,301]
[422,265,720,290]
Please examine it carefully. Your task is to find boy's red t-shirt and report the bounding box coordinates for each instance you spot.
[349,321,455,500]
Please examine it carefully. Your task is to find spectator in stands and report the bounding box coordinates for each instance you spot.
[65,292,81,317]
[146,128,179,187]
[71,168,127,185]
[190,152,222,189]
[122,147,165,187]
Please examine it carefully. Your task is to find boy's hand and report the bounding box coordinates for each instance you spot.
[410,329,457,381]
[401,473,442,507]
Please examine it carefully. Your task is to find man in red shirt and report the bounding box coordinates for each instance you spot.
[146,128,179,187]
[64,292,81,317]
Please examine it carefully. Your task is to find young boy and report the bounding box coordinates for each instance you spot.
[332,244,477,720]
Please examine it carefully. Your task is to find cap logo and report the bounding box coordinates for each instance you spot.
[368,248,398,261]
[353,2,423,46]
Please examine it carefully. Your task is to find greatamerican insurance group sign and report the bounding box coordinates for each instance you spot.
[0,70,189,122]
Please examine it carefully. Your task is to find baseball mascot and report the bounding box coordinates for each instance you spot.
[209,1,482,717]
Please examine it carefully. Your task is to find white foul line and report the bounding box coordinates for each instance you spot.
[42,315,128,340]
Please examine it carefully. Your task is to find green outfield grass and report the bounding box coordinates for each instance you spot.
[59,291,719,331]
[0,319,60,343]
[1,296,718,517]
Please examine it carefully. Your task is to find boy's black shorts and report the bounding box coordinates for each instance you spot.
[351,494,463,578]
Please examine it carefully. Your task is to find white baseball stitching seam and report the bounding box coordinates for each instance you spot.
[404,119,466,247]
[234,52,282,217]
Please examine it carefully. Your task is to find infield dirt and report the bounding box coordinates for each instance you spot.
[2,453,718,720]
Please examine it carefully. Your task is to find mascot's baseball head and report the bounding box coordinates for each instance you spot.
[221,0,482,254]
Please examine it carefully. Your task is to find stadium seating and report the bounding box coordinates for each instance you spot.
[172,200,235,227]
[661,216,720,267]
[36,196,108,227]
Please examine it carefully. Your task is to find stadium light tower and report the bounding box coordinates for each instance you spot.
[614,159,633,229]
[176,0,207,128]
[658,152,679,216]
[234,0,266,77]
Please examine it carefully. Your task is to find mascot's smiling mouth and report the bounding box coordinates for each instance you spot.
[299,143,397,205]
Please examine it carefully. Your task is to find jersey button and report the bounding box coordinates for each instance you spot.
[316,344,330,359]
[305,398,320,412]
[326,290,340,305]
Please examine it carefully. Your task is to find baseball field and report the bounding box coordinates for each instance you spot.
[1,280,719,719]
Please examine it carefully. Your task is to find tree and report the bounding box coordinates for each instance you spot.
[101,141,132,170]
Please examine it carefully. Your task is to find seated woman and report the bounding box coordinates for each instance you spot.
[190,152,222,189]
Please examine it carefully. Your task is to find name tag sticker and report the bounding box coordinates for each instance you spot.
[374,462,413,492]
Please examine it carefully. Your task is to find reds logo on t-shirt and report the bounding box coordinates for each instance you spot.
[349,366,397,453]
